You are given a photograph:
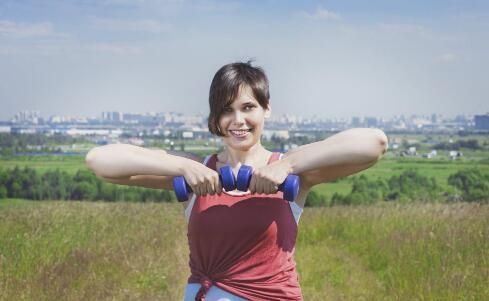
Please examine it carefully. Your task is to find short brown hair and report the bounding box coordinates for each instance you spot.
[208,61,270,136]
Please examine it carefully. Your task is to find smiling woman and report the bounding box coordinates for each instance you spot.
[86,60,387,301]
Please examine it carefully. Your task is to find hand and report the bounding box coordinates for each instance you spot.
[182,160,222,197]
[248,160,292,194]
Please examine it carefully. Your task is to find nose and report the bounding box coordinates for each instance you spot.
[232,110,245,125]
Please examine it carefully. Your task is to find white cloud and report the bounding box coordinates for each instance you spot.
[302,7,341,21]
[90,17,173,33]
[0,20,67,38]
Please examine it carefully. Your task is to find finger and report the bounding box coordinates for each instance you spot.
[192,184,201,197]
[205,177,214,195]
[268,182,278,194]
[215,173,222,195]
[267,180,277,194]
[249,174,256,194]
[263,182,271,194]
[216,179,222,195]
[206,179,214,196]
[256,174,264,194]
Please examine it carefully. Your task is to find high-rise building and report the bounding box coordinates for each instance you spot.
[474,113,489,130]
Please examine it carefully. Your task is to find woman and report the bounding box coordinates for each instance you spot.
[86,61,388,301]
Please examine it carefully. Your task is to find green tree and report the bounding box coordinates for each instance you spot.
[305,190,327,207]
[71,182,97,200]
[332,175,388,205]
[448,169,489,202]
[387,169,439,202]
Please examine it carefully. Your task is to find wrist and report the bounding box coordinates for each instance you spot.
[174,155,197,176]
[280,155,295,175]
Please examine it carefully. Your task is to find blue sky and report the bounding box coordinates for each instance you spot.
[0,0,488,120]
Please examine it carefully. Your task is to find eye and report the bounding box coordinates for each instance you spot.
[223,107,233,113]
[244,104,256,111]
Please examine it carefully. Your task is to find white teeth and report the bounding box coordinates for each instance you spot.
[230,129,251,137]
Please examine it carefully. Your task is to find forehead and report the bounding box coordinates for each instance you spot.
[233,85,257,103]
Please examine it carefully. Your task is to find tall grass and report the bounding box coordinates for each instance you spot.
[1,199,487,300]
[297,202,489,300]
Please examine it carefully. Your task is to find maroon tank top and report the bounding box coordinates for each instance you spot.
[187,152,303,301]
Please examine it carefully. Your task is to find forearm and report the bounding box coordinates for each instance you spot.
[282,128,388,175]
[85,143,191,178]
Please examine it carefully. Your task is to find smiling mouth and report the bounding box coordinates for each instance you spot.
[229,129,253,137]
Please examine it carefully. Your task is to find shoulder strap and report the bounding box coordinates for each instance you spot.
[206,154,218,170]
[267,152,282,164]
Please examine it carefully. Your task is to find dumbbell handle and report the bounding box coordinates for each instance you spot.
[172,165,236,202]
[236,165,300,202]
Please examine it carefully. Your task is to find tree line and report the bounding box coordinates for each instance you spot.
[0,133,90,156]
[0,166,487,206]
[305,168,489,206]
[432,139,482,150]
[0,167,173,202]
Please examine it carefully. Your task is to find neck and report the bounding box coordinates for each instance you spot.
[221,142,269,167]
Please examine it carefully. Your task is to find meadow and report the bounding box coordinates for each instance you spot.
[0,199,487,300]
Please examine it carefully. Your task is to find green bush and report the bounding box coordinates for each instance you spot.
[448,169,489,202]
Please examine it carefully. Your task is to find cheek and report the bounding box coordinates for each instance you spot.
[218,116,230,127]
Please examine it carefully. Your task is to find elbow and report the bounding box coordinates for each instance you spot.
[372,128,388,158]
[357,128,388,162]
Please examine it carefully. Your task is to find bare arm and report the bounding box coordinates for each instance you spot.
[85,144,220,207]
[281,128,388,187]
[85,144,199,179]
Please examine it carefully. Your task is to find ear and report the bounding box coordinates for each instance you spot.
[264,104,271,119]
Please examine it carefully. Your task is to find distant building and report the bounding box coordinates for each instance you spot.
[12,110,41,124]
[449,150,463,160]
[408,147,417,156]
[262,130,290,141]
[182,131,194,139]
[474,113,489,130]
[102,111,123,122]
[0,125,11,133]
[351,116,362,127]
[422,150,437,159]
[364,117,377,128]
[431,113,438,124]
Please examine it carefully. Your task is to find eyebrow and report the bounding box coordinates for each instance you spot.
[225,101,257,109]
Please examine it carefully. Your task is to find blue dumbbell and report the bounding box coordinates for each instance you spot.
[236,165,300,202]
[173,165,236,202]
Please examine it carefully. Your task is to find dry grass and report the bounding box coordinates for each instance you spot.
[1,200,488,300]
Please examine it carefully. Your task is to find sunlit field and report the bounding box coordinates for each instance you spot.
[1,199,487,300]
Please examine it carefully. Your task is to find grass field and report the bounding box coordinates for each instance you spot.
[1,199,487,300]
[0,155,85,174]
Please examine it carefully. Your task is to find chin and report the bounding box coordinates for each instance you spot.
[225,139,258,151]
[228,142,253,151]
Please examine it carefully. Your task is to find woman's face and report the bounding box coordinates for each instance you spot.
[218,85,271,151]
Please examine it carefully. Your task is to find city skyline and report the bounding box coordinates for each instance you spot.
[1,1,488,120]
[4,109,483,123]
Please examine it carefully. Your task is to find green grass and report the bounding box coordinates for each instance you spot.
[311,156,489,200]
[0,155,85,174]
[0,199,487,300]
